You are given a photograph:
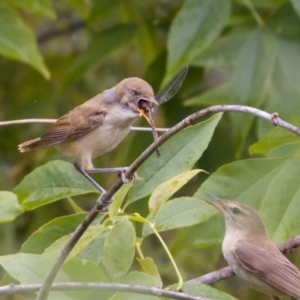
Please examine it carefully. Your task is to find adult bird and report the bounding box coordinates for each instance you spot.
[18,77,158,192]
[203,193,300,300]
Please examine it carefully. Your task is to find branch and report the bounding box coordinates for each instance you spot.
[34,105,300,299]
[188,234,300,285]
[0,118,168,132]
[0,282,210,300]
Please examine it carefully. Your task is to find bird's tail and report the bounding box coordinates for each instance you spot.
[18,138,51,152]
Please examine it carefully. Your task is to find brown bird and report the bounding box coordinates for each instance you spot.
[18,77,158,192]
[203,193,300,300]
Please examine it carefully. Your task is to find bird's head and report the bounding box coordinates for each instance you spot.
[202,193,266,236]
[115,77,158,123]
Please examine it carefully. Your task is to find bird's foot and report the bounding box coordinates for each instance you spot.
[96,193,114,212]
[119,169,137,184]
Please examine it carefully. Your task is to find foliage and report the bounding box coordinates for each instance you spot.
[0,0,300,299]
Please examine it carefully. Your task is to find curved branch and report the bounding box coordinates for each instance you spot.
[188,235,300,285]
[34,105,300,299]
[0,282,210,300]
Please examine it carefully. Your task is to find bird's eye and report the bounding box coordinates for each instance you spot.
[232,207,241,214]
[132,89,139,96]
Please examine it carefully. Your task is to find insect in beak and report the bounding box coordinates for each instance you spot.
[137,97,160,157]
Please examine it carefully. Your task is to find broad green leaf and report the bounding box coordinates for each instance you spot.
[192,27,250,67]
[0,191,24,223]
[0,253,69,283]
[109,182,134,219]
[65,23,137,85]
[171,214,223,254]
[21,213,87,254]
[250,126,300,155]
[76,231,109,263]
[0,253,72,300]
[5,0,56,19]
[127,114,223,204]
[109,271,158,300]
[143,197,214,237]
[194,148,300,243]
[184,82,234,106]
[43,225,105,262]
[180,283,237,300]
[167,0,230,76]
[137,257,162,288]
[13,160,98,210]
[0,4,50,78]
[148,170,202,219]
[103,217,135,279]
[63,258,107,282]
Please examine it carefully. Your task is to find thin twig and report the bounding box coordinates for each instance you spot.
[0,118,169,132]
[243,0,264,27]
[0,282,210,299]
[188,235,300,284]
[35,105,300,299]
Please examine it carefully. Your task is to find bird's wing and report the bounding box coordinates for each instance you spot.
[40,103,106,145]
[233,240,300,299]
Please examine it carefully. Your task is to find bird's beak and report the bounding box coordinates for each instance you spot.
[202,193,227,213]
[137,96,160,157]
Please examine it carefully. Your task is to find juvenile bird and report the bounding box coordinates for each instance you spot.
[18,77,158,192]
[203,193,300,300]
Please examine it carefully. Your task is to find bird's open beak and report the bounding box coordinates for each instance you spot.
[202,193,227,213]
[137,97,160,157]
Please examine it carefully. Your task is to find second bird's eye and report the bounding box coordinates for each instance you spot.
[132,89,139,96]
[232,207,241,214]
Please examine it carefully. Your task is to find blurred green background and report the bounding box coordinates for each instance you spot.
[1,0,300,299]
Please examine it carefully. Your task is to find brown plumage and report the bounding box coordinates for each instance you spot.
[203,194,300,300]
[18,77,158,170]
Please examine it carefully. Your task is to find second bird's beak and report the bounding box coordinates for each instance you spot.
[202,193,227,213]
[137,96,160,157]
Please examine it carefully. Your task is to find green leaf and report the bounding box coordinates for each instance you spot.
[0,4,50,78]
[250,126,300,155]
[0,191,24,223]
[194,148,300,243]
[180,282,238,299]
[65,23,137,85]
[5,0,56,19]
[167,0,230,76]
[109,182,134,219]
[148,170,202,219]
[0,253,69,282]
[0,253,72,300]
[143,197,214,237]
[13,160,98,210]
[109,272,158,300]
[103,217,135,279]
[21,213,87,254]
[63,257,107,282]
[127,114,222,204]
[43,225,105,262]
[192,27,250,67]
[136,257,162,288]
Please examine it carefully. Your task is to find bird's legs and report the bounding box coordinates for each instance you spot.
[87,167,137,184]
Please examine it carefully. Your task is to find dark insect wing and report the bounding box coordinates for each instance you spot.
[154,65,188,107]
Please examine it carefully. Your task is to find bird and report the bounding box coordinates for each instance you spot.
[18,77,158,192]
[202,193,300,300]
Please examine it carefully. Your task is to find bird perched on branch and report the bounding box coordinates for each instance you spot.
[203,193,300,300]
[18,77,158,192]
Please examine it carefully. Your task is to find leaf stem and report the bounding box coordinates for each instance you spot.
[243,0,264,27]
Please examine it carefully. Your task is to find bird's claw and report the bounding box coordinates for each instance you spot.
[96,193,113,212]
[119,170,137,185]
